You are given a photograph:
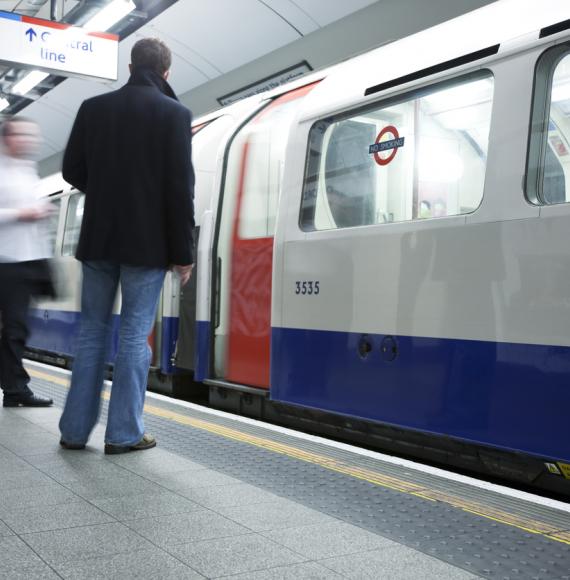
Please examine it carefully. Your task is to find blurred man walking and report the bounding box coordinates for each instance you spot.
[0,117,53,408]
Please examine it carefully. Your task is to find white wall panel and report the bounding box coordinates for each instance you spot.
[261,0,319,35]
[292,0,378,27]
[149,0,299,73]
[22,99,73,152]
[41,77,108,113]
[144,26,222,79]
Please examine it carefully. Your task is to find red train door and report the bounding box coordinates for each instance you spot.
[224,83,318,388]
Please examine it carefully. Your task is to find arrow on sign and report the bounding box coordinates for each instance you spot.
[25,28,37,42]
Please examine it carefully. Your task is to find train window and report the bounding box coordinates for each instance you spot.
[62,193,85,257]
[527,47,570,205]
[238,98,302,239]
[300,72,494,230]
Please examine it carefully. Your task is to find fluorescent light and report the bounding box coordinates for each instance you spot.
[0,97,9,112]
[11,71,49,96]
[83,0,136,32]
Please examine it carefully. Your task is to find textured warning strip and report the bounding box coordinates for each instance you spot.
[28,366,570,547]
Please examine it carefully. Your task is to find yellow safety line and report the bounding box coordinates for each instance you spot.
[28,366,570,546]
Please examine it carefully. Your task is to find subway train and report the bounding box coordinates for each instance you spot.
[29,0,570,496]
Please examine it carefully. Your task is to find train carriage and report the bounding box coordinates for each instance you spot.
[29,0,570,495]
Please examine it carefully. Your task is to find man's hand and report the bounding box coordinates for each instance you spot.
[17,206,51,222]
[174,264,193,286]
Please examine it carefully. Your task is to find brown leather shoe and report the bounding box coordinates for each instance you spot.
[104,433,156,455]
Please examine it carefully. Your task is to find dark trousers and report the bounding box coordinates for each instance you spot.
[0,263,34,397]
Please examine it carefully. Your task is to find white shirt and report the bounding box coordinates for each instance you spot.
[0,151,51,263]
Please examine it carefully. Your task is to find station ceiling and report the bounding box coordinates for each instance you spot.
[3,0,379,161]
[0,0,496,169]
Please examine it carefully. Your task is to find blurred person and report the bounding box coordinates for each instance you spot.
[59,38,195,454]
[0,117,54,407]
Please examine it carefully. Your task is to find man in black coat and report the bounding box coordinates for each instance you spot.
[59,38,195,454]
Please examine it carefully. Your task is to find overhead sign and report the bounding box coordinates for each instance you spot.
[218,61,312,107]
[0,11,118,81]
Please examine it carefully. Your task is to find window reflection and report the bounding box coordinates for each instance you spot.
[301,73,494,231]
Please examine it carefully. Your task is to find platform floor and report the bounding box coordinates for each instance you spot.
[1,363,569,579]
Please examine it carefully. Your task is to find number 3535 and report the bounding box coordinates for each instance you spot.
[295,281,320,295]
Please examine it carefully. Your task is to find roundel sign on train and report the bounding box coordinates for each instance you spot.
[369,126,405,166]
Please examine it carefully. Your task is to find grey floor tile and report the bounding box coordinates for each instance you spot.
[0,411,25,426]
[2,500,115,534]
[64,473,166,501]
[92,490,202,520]
[145,468,240,491]
[4,407,62,423]
[0,520,13,537]
[0,483,80,514]
[226,562,344,579]
[319,545,481,579]
[105,448,207,477]
[0,444,18,456]
[25,420,61,435]
[0,563,62,579]
[178,482,282,509]
[216,499,338,532]
[0,453,37,472]
[23,449,105,469]
[168,533,306,578]
[0,423,48,437]
[34,456,130,484]
[0,433,61,456]
[53,548,205,580]
[21,522,155,566]
[124,510,251,547]
[263,521,395,559]
[0,535,45,570]
[0,468,55,491]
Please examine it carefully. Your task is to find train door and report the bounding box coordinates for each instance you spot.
[166,115,227,375]
[273,72,497,429]
[213,83,318,388]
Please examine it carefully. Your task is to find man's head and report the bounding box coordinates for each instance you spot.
[1,117,41,159]
[130,38,172,79]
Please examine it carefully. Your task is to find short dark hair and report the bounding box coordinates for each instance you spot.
[131,38,172,76]
[1,116,36,139]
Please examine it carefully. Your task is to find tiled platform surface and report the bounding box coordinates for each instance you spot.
[0,404,482,579]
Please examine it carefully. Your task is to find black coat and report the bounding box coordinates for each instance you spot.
[62,67,195,268]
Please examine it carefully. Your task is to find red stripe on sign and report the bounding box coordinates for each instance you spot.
[22,15,69,29]
[88,31,119,40]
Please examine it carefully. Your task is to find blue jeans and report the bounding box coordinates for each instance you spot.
[59,261,165,446]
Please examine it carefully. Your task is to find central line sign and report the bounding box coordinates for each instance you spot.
[0,11,119,81]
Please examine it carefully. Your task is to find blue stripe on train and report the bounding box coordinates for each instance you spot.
[271,327,570,462]
[194,320,211,382]
[27,308,180,375]
[160,316,179,374]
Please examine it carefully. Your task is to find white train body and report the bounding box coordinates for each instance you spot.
[30,0,570,488]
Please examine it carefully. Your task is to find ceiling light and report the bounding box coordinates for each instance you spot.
[83,0,136,32]
[11,71,50,96]
[0,97,9,112]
